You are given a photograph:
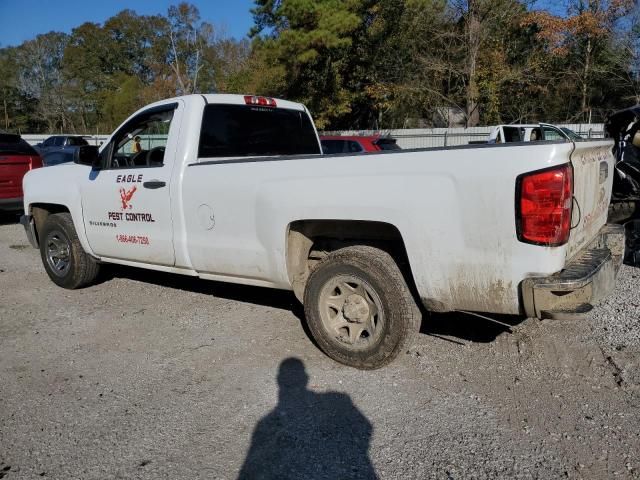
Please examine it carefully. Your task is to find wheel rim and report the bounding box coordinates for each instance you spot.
[45,230,71,277]
[318,274,385,349]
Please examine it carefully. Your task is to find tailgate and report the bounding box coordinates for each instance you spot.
[566,140,615,259]
[0,155,31,199]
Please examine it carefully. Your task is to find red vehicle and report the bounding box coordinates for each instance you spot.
[0,133,43,212]
[320,135,400,154]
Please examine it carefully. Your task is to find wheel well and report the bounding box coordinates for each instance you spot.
[30,203,70,245]
[286,220,413,301]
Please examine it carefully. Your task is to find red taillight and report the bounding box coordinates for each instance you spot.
[517,164,573,246]
[244,95,277,107]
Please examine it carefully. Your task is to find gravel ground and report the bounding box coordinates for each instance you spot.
[0,216,639,479]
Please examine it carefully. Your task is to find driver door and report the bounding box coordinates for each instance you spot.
[80,101,182,266]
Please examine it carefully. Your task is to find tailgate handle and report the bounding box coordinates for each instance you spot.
[599,161,609,184]
[143,180,166,189]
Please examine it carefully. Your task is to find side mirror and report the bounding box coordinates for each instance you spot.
[74,145,101,169]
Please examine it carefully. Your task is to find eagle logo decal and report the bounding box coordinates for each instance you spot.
[119,185,137,210]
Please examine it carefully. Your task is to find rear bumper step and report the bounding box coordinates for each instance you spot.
[521,224,625,320]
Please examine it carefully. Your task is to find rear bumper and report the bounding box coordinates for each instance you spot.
[19,214,39,249]
[0,197,23,211]
[521,224,625,319]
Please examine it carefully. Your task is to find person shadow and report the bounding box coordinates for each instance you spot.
[237,358,379,480]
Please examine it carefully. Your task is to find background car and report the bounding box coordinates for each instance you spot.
[36,135,89,155]
[0,132,43,212]
[42,146,77,166]
[320,135,400,154]
[487,123,579,144]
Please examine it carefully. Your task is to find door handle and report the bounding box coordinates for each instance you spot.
[143,180,166,189]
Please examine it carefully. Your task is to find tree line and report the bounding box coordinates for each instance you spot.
[0,0,638,133]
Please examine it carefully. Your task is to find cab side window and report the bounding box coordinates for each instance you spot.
[108,106,175,169]
[503,127,521,143]
[530,128,542,141]
[321,140,348,154]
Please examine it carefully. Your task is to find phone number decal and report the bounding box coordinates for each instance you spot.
[115,234,150,245]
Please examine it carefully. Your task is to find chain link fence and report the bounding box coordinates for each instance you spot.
[22,124,606,150]
[323,124,605,149]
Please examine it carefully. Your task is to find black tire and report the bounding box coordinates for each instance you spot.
[303,245,420,369]
[39,212,100,289]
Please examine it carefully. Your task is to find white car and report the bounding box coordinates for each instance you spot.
[488,123,582,143]
[20,94,624,368]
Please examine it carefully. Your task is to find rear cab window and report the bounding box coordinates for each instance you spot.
[502,127,522,143]
[198,104,320,158]
[529,127,542,141]
[321,140,347,154]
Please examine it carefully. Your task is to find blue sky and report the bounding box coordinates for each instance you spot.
[0,0,256,47]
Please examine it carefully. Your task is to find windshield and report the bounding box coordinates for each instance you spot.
[198,104,320,158]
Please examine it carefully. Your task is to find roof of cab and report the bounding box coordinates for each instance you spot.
[138,94,308,113]
[200,94,307,112]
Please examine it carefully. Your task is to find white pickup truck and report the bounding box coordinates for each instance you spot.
[20,94,624,369]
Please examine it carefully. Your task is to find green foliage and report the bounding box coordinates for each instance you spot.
[0,1,637,133]
[0,47,43,132]
[0,3,250,133]
[101,73,145,130]
[250,0,362,127]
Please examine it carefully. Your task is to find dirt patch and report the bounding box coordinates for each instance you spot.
[0,223,638,479]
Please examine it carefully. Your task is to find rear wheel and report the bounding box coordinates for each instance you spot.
[303,245,420,369]
[40,212,100,289]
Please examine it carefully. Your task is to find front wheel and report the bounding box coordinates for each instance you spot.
[40,212,100,289]
[303,245,420,369]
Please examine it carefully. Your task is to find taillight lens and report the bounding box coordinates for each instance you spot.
[517,164,573,246]
[244,95,277,107]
